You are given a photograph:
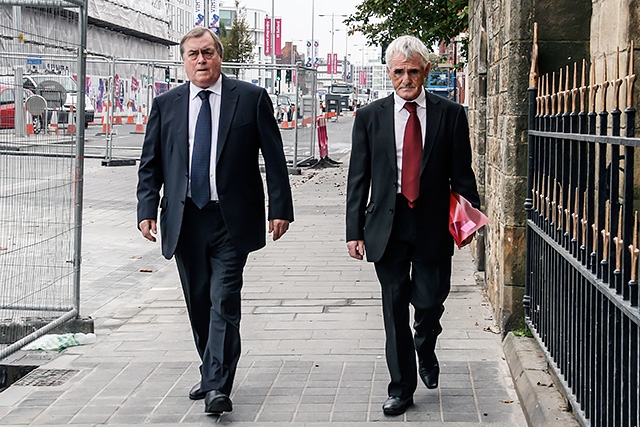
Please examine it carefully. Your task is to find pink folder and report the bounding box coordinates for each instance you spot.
[449,191,489,249]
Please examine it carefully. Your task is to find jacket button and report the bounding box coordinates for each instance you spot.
[392,182,397,187]
[389,209,394,214]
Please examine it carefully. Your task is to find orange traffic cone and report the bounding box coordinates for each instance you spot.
[25,110,34,135]
[96,121,112,136]
[126,103,135,124]
[281,119,290,129]
[66,105,76,134]
[49,109,59,134]
[96,111,114,136]
[130,107,146,134]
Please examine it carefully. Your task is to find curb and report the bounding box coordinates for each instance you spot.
[503,332,580,427]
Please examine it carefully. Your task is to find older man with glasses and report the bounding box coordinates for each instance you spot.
[137,26,294,415]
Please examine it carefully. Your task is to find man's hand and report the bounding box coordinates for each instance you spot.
[460,233,475,248]
[269,219,290,241]
[139,219,157,242]
[347,240,365,260]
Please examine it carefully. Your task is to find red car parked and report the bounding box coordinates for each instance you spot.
[0,84,39,131]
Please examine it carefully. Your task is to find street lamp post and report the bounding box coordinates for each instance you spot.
[311,0,315,68]
[334,28,349,82]
[328,14,335,89]
[318,13,348,90]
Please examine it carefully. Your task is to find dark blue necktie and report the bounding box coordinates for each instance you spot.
[191,90,212,209]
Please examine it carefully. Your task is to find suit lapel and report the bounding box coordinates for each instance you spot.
[174,83,190,170]
[422,92,442,172]
[217,75,238,162]
[377,94,397,170]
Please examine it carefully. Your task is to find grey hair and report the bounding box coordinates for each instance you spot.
[385,35,430,69]
[180,27,224,59]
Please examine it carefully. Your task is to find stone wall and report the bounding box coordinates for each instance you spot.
[467,0,592,330]
[467,0,531,330]
[591,0,639,129]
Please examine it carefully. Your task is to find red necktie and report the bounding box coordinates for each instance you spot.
[402,101,422,208]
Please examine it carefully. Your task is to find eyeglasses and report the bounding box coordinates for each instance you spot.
[186,48,217,60]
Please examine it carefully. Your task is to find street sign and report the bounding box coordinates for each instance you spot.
[27,56,42,65]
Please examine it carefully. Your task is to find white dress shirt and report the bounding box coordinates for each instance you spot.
[188,78,222,201]
[393,88,427,194]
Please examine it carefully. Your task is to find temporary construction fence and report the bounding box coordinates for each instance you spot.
[0,0,89,359]
[222,63,319,169]
[84,56,177,166]
[83,60,320,169]
[2,47,322,168]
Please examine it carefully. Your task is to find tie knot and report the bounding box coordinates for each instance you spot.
[404,101,417,114]
[198,90,211,101]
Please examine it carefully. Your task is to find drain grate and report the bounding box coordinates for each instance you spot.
[13,369,78,387]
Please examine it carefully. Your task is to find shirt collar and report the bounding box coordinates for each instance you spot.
[393,87,426,112]
[190,76,222,100]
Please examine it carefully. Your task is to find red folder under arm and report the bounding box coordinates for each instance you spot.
[449,191,489,249]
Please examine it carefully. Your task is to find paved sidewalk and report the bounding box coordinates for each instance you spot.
[0,158,527,426]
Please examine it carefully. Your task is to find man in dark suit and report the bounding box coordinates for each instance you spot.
[346,35,480,416]
[136,27,293,415]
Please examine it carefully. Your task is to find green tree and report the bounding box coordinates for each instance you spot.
[344,0,468,49]
[221,1,255,77]
[218,21,227,39]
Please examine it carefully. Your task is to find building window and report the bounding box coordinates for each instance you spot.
[220,9,235,29]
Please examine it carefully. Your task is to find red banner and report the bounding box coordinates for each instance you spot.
[327,54,333,74]
[275,18,282,56]
[358,69,366,85]
[332,53,338,74]
[264,18,271,56]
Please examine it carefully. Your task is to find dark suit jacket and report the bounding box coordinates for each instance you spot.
[137,75,294,259]
[346,91,480,263]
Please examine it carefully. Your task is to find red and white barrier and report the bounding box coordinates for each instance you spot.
[317,116,328,158]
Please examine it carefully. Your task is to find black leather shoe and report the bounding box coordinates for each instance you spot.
[204,390,233,414]
[189,382,206,400]
[382,396,413,415]
[419,356,440,389]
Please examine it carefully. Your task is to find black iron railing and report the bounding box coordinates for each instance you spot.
[525,24,639,427]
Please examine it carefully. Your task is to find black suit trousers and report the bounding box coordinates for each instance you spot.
[373,195,452,399]
[174,198,248,396]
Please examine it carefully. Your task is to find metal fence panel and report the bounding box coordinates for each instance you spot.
[83,60,318,169]
[0,1,87,359]
[525,28,639,427]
